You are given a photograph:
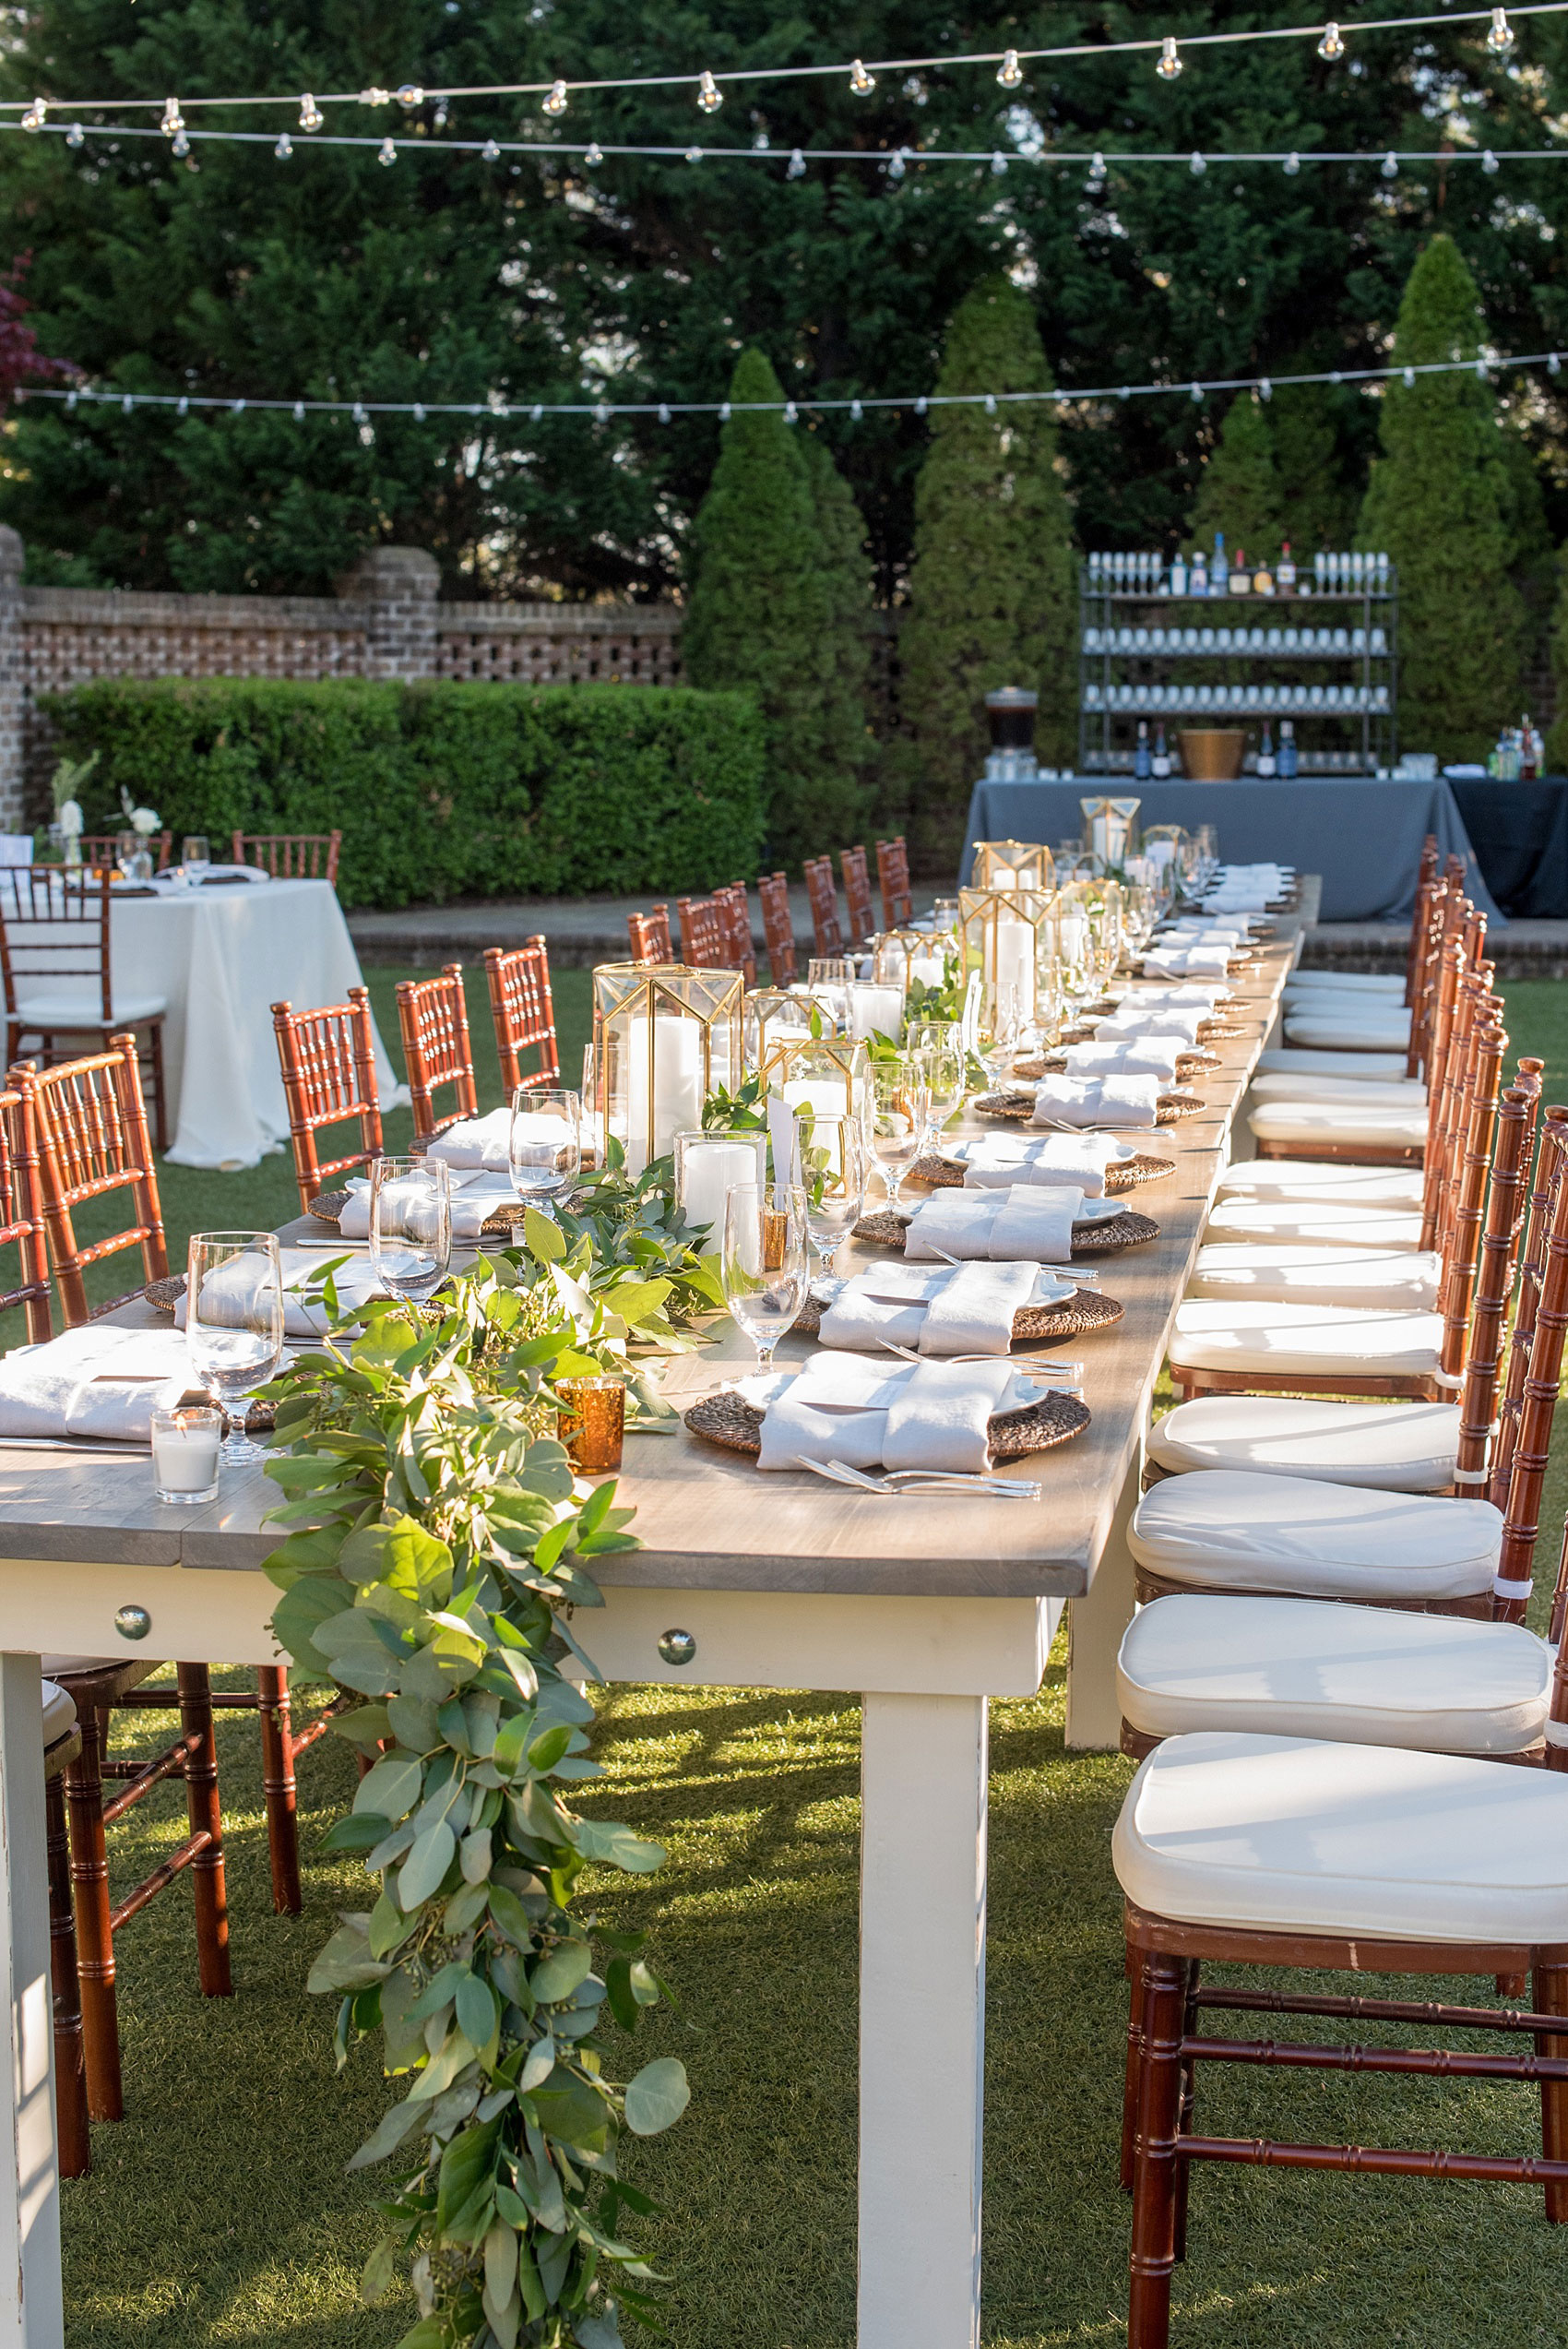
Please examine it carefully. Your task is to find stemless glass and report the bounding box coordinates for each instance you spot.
[907,1020,966,1145]
[368,1156,452,1303]
[722,1182,809,1371]
[508,1088,582,1210]
[795,1112,868,1274]
[185,1231,284,1465]
[869,1057,932,1205]
[183,834,211,882]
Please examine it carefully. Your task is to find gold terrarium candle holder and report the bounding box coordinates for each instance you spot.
[968,839,1055,892]
[958,885,1059,1035]
[1078,795,1141,873]
[744,985,848,1074]
[591,962,743,1175]
[873,926,952,996]
[754,1031,873,1137]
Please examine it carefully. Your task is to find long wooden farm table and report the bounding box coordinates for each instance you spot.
[0,882,1316,2349]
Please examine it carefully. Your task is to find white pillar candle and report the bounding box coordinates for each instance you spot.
[151,1413,221,1495]
[678,1139,756,1242]
[908,953,946,992]
[782,1075,850,1170]
[849,984,905,1043]
[623,1015,705,1175]
[990,916,1036,1023]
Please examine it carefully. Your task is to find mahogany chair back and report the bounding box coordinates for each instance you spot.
[715,884,757,987]
[1404,834,1440,1008]
[396,963,479,1142]
[0,1084,53,1342]
[876,837,914,928]
[0,864,170,1152]
[1453,1072,1541,1496]
[840,846,874,945]
[677,894,734,972]
[1488,1101,1568,1512]
[14,1037,168,1325]
[803,857,844,957]
[232,830,342,886]
[77,833,173,876]
[270,988,384,1213]
[482,940,560,1097]
[758,872,797,986]
[1436,1018,1504,1382]
[627,905,671,964]
[1491,1118,1568,1624]
[1425,963,1496,1265]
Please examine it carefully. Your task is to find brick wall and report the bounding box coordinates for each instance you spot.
[0,528,685,827]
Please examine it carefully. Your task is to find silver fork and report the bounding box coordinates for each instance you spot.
[921,1240,1099,1286]
[799,1457,1042,1499]
[874,1341,1085,1392]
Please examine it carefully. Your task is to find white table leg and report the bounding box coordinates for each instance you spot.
[1064,1438,1142,1751]
[0,1653,62,2349]
[858,1691,987,2349]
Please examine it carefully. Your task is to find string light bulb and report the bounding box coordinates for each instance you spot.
[481,138,500,161]
[160,97,184,138]
[783,399,798,422]
[1284,149,1301,174]
[1487,6,1515,53]
[275,131,292,159]
[541,79,568,116]
[997,49,1023,88]
[991,150,1008,174]
[1190,150,1206,174]
[65,123,82,148]
[1381,149,1398,177]
[584,141,603,166]
[377,137,397,166]
[1551,352,1562,376]
[19,99,46,133]
[696,70,722,113]
[658,402,671,423]
[787,148,806,177]
[1157,37,1182,80]
[849,59,876,94]
[1317,21,1346,61]
[685,145,702,162]
[172,130,189,157]
[359,87,391,106]
[888,149,906,180]
[1482,147,1500,172]
[299,94,323,132]
[396,85,423,108]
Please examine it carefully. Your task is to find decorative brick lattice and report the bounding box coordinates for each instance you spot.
[435,605,683,687]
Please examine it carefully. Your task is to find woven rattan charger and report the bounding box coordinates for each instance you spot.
[970,1088,1206,1124]
[791,1281,1123,1346]
[852,1200,1160,1256]
[683,1386,1091,1461]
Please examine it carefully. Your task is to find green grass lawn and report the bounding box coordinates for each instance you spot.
[53,978,1568,2349]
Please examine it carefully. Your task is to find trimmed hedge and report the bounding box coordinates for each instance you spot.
[41,678,767,910]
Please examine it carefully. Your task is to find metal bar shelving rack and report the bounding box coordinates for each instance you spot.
[1076,559,1399,777]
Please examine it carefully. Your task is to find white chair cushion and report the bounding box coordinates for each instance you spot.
[1250,1075,1428,1108]
[1248,1100,1428,1151]
[40,1675,76,1747]
[1285,972,1407,996]
[1117,1594,1550,1752]
[1187,1243,1441,1311]
[15,992,167,1026]
[1215,1160,1425,1207]
[1255,1047,1412,1084]
[1204,1198,1424,1250]
[1169,1298,1444,1381]
[1112,1732,1568,1942]
[1146,1395,1460,1491]
[1128,1469,1499,1599]
[1285,1010,1413,1054]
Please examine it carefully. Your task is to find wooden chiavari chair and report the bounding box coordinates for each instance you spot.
[270,987,383,1215]
[876,837,914,928]
[758,873,797,986]
[1489,1103,1568,1513]
[232,829,342,886]
[482,940,560,1098]
[803,857,844,957]
[676,894,734,972]
[396,963,478,1142]
[1403,834,1441,1009]
[715,883,756,987]
[626,904,671,963]
[44,1689,89,2176]
[840,846,875,946]
[14,1037,168,1324]
[77,832,173,876]
[0,865,169,1151]
[0,1082,53,1343]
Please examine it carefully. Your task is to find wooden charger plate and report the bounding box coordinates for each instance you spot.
[683,1387,1091,1461]
[852,1202,1160,1257]
[907,1148,1173,1195]
[307,1186,528,1237]
[1009,1047,1218,1081]
[971,1088,1206,1124]
[793,1282,1123,1345]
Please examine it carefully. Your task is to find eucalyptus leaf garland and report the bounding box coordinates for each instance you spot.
[261,1253,696,2349]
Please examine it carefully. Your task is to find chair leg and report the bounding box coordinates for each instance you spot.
[1121,1964,1143,2191]
[1173,1961,1202,2261]
[46,1771,89,2180]
[1128,1948,1189,2349]
[64,1711,123,2123]
[175,1665,231,1997]
[1534,1954,1568,2222]
[256,1665,303,1915]
[146,1020,168,1155]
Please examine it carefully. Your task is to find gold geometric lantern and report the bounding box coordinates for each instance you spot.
[591,963,743,1175]
[1078,795,1141,873]
[968,839,1055,892]
[957,885,1057,1031]
[873,926,951,994]
[744,985,848,1075]
[754,1031,873,1135]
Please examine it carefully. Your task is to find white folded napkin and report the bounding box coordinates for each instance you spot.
[817,1258,1040,1354]
[1125,983,1229,1010]
[905,1183,1084,1263]
[423,1107,517,1172]
[1032,1074,1161,1127]
[1097,1005,1206,1045]
[951,1131,1138,1196]
[1141,946,1234,979]
[1061,1038,1184,1080]
[1161,921,1254,945]
[0,1325,195,1441]
[339,1169,517,1242]
[177,1247,397,1341]
[748,1353,1033,1473]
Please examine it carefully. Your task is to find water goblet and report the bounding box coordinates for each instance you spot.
[183,834,211,883]
[508,1088,582,1212]
[794,1112,868,1275]
[368,1156,452,1303]
[907,1020,965,1145]
[185,1231,284,1465]
[869,1057,931,1206]
[722,1183,809,1372]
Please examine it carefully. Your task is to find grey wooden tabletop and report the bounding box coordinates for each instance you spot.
[0,885,1314,1599]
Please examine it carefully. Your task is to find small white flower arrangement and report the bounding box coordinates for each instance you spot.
[119,785,161,838]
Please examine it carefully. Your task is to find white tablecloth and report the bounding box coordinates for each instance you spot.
[13,878,404,1169]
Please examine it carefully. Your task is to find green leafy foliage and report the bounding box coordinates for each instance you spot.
[262,1264,690,2349]
[1188,394,1284,564]
[39,679,765,908]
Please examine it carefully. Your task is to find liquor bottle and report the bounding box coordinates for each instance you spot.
[1522,717,1538,781]
[1211,530,1228,594]
[1151,721,1172,778]
[1256,722,1277,777]
[1169,549,1188,597]
[1277,540,1296,594]
[1190,547,1208,597]
[1134,719,1152,780]
[1229,548,1251,595]
[1253,550,1275,596]
[1278,719,1299,779]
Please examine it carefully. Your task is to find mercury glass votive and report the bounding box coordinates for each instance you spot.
[556,1376,626,1473]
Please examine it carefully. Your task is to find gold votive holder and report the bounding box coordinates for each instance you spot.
[556,1376,626,1473]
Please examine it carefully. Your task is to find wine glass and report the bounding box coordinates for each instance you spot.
[508,1088,582,1211]
[794,1113,868,1275]
[368,1156,452,1303]
[907,1020,965,1145]
[185,1231,284,1465]
[183,835,211,883]
[869,1057,931,1206]
[722,1182,809,1371]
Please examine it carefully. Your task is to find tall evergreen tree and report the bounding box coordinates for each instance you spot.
[1188,393,1284,565]
[1359,235,1526,760]
[801,429,877,809]
[1269,380,1359,556]
[1541,545,1568,770]
[683,349,861,866]
[898,279,1076,876]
